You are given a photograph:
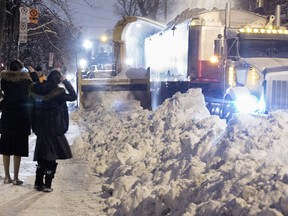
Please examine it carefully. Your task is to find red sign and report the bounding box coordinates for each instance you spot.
[29,8,39,24]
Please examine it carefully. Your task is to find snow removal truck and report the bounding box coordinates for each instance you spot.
[78,2,288,120]
[145,3,288,120]
[77,16,165,109]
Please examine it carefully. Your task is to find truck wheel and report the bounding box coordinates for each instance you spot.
[221,95,235,121]
[206,102,222,116]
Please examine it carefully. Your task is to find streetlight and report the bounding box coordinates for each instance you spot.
[83,39,92,49]
[100,35,108,43]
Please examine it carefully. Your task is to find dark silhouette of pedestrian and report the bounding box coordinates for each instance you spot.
[30,70,77,192]
[0,59,33,185]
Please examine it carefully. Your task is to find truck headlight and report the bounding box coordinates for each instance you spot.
[235,94,259,113]
[210,56,219,63]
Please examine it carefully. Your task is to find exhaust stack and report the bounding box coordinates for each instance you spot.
[275,5,281,27]
[225,2,231,28]
[257,0,264,8]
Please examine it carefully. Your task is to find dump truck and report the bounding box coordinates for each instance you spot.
[144,3,288,119]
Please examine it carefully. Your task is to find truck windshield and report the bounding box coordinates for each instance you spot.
[239,38,288,58]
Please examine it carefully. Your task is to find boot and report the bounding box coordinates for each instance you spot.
[44,162,58,192]
[34,164,45,191]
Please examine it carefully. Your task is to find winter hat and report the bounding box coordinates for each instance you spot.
[47,70,61,85]
[9,59,23,71]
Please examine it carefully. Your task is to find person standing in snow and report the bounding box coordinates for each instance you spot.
[0,59,33,185]
[30,69,77,192]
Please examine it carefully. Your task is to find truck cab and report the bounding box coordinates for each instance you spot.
[221,14,288,119]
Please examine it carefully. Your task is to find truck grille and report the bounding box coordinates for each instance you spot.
[267,80,288,110]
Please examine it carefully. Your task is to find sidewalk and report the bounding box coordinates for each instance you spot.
[0,122,107,216]
[0,121,80,182]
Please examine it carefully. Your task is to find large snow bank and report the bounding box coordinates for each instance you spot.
[72,88,288,216]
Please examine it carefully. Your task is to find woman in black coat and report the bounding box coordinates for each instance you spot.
[0,60,33,185]
[30,70,77,192]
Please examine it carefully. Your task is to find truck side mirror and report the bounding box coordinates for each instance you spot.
[214,39,223,57]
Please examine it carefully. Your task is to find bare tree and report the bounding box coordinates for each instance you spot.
[42,0,74,24]
[113,0,177,21]
[2,0,22,66]
[0,0,5,56]
[137,0,160,19]
[1,0,81,70]
[113,0,139,18]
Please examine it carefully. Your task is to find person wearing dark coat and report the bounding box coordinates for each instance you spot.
[30,70,77,192]
[0,59,33,185]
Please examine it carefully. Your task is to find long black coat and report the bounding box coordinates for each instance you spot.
[0,71,33,135]
[30,79,77,136]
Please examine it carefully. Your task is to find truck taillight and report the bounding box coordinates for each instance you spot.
[227,66,236,87]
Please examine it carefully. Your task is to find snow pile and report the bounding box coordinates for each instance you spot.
[72,88,288,216]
